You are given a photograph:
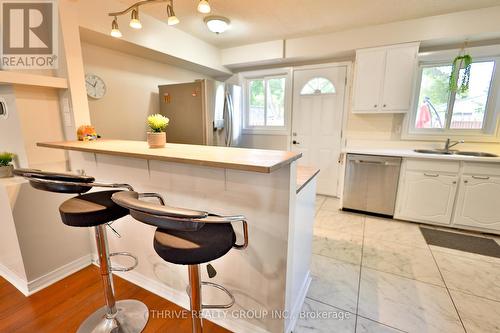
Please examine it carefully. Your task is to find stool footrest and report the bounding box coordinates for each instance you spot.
[201,281,235,309]
[109,252,138,272]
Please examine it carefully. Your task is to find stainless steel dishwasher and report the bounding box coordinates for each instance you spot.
[343,154,402,216]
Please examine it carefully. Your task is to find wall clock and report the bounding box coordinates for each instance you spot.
[85,74,107,99]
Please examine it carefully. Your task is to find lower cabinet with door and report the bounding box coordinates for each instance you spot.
[395,159,500,234]
[453,163,500,232]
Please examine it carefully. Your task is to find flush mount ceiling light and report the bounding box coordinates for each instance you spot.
[197,0,211,14]
[204,16,230,34]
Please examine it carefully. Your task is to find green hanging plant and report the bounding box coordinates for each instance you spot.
[449,54,472,94]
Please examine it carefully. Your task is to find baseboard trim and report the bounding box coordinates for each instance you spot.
[285,271,311,333]
[0,262,29,296]
[0,254,92,296]
[27,254,92,295]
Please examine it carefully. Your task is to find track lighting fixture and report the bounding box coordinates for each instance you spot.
[108,0,229,37]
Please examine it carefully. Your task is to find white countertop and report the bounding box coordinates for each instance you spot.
[344,148,500,163]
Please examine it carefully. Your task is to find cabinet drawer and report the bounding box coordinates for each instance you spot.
[405,159,460,174]
[463,162,500,177]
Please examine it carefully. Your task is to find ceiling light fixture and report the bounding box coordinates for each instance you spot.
[204,16,230,34]
[197,0,211,14]
[166,0,179,26]
[110,17,122,38]
[129,8,142,29]
[108,0,229,38]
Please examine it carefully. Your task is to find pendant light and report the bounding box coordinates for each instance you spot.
[167,0,179,26]
[197,0,211,14]
[129,7,142,29]
[110,17,122,38]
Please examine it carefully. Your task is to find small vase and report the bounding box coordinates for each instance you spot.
[147,132,166,148]
[0,165,14,178]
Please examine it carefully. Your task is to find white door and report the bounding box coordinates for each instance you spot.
[291,66,347,196]
[395,171,458,225]
[453,175,500,231]
[352,49,385,112]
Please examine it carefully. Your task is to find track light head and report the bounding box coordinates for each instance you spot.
[129,8,142,29]
[197,0,211,14]
[110,17,122,38]
[166,0,179,25]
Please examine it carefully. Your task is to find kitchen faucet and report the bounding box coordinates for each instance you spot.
[444,138,464,152]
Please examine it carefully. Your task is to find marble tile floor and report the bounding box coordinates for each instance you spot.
[296,195,500,333]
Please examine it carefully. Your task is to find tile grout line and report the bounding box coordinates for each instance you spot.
[427,241,468,333]
[304,295,356,316]
[356,314,409,333]
[354,215,366,333]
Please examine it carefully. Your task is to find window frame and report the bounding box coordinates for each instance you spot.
[240,68,292,135]
[402,47,500,142]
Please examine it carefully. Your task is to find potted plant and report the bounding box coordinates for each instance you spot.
[0,152,15,178]
[147,114,169,148]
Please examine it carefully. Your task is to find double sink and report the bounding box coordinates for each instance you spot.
[414,149,498,157]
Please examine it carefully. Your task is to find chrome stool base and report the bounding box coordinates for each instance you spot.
[77,300,149,333]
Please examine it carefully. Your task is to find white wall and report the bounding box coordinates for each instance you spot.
[81,42,208,140]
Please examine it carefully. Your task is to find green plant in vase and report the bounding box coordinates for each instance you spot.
[147,114,169,148]
[0,152,15,178]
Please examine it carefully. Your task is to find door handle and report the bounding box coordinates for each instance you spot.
[424,173,439,177]
[292,140,300,145]
[472,175,490,180]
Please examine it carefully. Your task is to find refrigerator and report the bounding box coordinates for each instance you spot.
[158,79,242,147]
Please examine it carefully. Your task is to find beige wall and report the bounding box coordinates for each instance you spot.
[14,86,67,171]
[81,42,208,141]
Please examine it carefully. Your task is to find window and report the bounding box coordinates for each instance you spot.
[247,76,286,127]
[407,53,500,140]
[300,77,335,95]
[242,68,291,133]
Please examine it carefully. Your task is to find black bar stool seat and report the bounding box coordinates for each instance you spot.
[112,190,249,333]
[60,190,129,227]
[154,223,236,265]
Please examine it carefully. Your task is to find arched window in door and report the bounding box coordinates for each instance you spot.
[300,77,335,95]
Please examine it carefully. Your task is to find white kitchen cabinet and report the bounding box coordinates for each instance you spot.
[352,49,386,112]
[396,171,458,225]
[453,175,500,231]
[352,42,419,114]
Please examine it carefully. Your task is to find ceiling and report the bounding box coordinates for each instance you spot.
[117,0,500,48]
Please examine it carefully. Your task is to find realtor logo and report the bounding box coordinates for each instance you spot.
[1,0,58,69]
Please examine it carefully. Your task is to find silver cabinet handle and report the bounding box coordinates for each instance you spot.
[472,175,490,180]
[424,173,439,177]
[353,160,386,165]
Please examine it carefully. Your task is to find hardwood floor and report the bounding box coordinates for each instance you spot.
[0,266,232,333]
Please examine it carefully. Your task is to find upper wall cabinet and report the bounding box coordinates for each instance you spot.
[352,42,419,114]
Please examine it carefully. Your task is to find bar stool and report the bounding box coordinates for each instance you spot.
[13,169,149,333]
[111,191,248,333]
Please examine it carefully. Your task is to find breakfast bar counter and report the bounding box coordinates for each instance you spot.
[38,140,302,173]
[38,140,317,333]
